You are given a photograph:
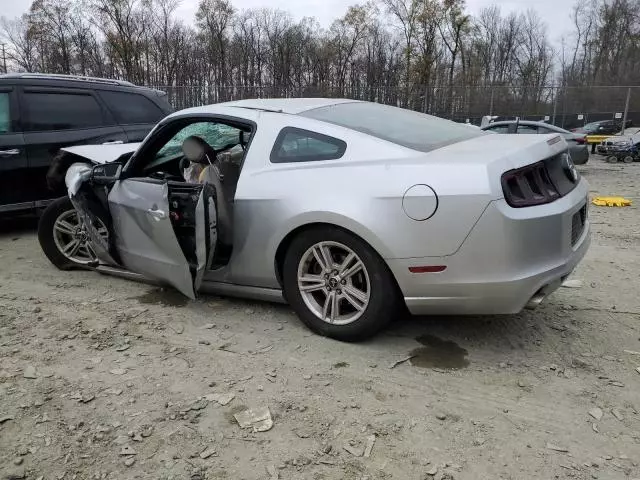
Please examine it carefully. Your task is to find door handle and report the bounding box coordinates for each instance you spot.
[102,140,124,145]
[147,208,167,221]
[0,149,20,156]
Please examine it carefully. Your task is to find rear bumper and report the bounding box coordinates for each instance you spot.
[389,179,591,315]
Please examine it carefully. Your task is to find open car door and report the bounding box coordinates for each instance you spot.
[107,178,217,299]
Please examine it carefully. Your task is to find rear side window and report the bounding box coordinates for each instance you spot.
[486,125,510,133]
[271,127,346,163]
[23,92,104,131]
[0,93,11,133]
[516,125,538,134]
[100,91,164,124]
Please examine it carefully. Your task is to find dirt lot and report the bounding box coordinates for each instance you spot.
[1,156,640,480]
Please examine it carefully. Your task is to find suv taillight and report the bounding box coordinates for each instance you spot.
[501,161,560,208]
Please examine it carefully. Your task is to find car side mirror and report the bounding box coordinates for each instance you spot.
[91,163,121,185]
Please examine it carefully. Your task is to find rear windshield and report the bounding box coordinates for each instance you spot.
[299,102,485,152]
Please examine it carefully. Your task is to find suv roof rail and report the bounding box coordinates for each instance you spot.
[0,73,136,87]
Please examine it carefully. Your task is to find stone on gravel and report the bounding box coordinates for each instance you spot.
[436,413,447,421]
[12,458,22,466]
[110,368,127,376]
[23,366,37,379]
[562,279,583,288]
[234,407,273,432]
[426,465,438,476]
[199,340,211,345]
[124,457,136,467]
[0,416,14,424]
[120,446,137,456]
[266,465,279,479]
[589,407,604,421]
[3,468,25,479]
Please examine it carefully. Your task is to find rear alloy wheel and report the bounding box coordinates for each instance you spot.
[38,196,108,270]
[282,227,399,341]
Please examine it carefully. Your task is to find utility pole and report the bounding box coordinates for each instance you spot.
[621,87,631,136]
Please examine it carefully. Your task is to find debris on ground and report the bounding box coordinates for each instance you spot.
[589,407,604,421]
[234,407,273,432]
[199,447,216,459]
[363,434,376,457]
[204,392,235,406]
[343,441,364,457]
[22,366,37,379]
[562,279,583,289]
[388,354,416,369]
[546,443,569,453]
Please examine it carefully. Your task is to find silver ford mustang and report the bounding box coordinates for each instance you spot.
[38,98,591,341]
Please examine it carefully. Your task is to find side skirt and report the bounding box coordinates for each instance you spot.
[94,266,286,304]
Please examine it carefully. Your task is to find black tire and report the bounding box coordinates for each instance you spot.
[38,196,82,270]
[282,226,399,342]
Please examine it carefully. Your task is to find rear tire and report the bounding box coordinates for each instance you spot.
[623,155,634,164]
[282,226,399,342]
[606,155,618,163]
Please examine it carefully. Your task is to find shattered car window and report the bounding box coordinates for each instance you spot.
[155,122,242,163]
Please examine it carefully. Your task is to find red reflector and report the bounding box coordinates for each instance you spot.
[409,265,447,273]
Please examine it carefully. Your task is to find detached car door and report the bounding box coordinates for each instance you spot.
[107,177,218,299]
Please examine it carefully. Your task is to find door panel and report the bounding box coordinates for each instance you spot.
[0,88,31,209]
[108,179,195,298]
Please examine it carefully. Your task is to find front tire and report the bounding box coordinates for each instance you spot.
[38,196,105,270]
[282,226,399,342]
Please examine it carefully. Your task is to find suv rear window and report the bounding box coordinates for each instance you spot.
[23,92,104,131]
[100,91,164,124]
[300,102,485,153]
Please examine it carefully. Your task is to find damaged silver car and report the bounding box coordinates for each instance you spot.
[38,98,590,341]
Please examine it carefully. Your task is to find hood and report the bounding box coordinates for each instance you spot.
[60,143,142,165]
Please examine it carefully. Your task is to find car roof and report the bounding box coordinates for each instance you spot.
[0,73,165,96]
[213,98,361,114]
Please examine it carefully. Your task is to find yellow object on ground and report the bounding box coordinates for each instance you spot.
[592,196,632,207]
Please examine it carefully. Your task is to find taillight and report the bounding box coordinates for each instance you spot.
[501,161,560,208]
[575,136,586,145]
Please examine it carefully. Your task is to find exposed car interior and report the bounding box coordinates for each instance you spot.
[143,121,252,269]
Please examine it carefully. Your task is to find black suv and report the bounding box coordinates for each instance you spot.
[0,73,172,215]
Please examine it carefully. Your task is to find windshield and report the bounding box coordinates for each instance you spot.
[299,102,486,152]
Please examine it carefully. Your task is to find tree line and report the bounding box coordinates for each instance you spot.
[1,0,639,121]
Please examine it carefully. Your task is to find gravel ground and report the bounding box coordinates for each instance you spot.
[1,155,640,480]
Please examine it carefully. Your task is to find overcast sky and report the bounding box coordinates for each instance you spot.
[3,0,574,45]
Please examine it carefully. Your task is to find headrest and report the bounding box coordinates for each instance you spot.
[182,136,211,164]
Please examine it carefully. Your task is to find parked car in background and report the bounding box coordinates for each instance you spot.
[571,119,630,136]
[37,98,590,341]
[481,120,590,165]
[0,73,172,216]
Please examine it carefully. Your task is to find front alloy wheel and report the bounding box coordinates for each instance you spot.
[283,226,399,342]
[53,209,107,265]
[38,196,108,270]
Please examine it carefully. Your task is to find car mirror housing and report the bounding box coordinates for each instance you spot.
[91,163,122,185]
